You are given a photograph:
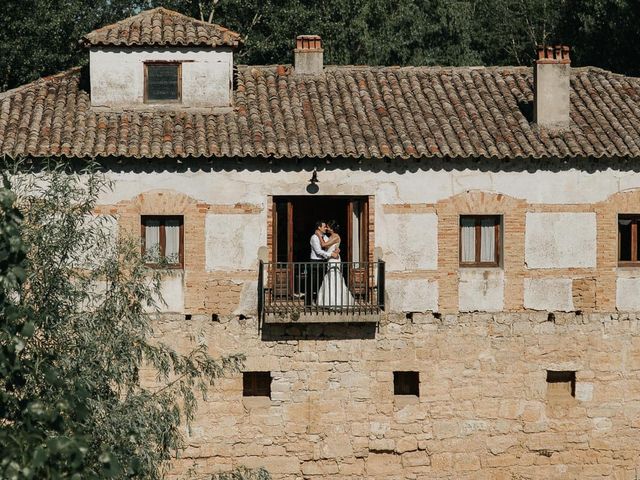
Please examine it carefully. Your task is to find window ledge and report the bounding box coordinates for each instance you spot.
[616,266,640,278]
[459,265,502,269]
[458,266,504,274]
[242,397,271,408]
[144,264,184,270]
[394,395,420,408]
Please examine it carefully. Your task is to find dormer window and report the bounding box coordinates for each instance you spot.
[145,62,181,103]
[82,7,241,108]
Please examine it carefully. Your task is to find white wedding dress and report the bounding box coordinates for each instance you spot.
[316,243,355,308]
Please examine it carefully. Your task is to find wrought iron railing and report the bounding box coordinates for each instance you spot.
[258,260,385,318]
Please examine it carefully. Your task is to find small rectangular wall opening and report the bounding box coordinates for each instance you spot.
[546,370,576,399]
[243,372,271,397]
[394,371,419,396]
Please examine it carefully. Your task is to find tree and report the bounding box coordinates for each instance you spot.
[471,0,565,66]
[0,164,245,479]
[163,0,482,66]
[560,0,640,77]
[0,0,148,91]
[1,0,639,92]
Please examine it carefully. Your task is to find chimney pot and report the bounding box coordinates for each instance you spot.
[294,35,323,75]
[534,44,571,129]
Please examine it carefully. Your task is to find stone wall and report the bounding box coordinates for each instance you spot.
[153,312,640,480]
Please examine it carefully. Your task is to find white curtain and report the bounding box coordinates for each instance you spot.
[145,220,161,261]
[480,218,496,263]
[165,219,181,263]
[461,218,476,263]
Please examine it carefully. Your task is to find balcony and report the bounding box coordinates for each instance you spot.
[258,261,385,323]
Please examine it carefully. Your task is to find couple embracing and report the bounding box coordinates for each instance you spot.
[306,220,355,308]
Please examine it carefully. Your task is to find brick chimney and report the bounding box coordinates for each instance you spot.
[294,35,323,75]
[534,45,571,129]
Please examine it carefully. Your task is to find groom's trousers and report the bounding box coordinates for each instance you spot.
[305,259,327,307]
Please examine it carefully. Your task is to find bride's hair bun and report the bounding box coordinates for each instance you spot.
[327,220,340,233]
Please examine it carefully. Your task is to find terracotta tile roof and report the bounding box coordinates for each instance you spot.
[1,65,639,160]
[80,7,241,48]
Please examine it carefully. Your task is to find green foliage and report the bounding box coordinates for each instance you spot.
[211,467,271,480]
[0,0,144,91]
[164,0,483,66]
[559,0,640,76]
[0,164,245,479]
[0,0,638,92]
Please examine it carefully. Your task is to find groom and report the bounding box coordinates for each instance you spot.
[306,220,339,306]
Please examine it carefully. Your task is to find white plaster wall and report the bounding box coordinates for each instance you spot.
[524,278,574,312]
[235,280,258,316]
[205,213,264,270]
[143,272,184,313]
[99,166,640,207]
[159,273,185,313]
[90,47,232,107]
[386,279,438,312]
[525,213,597,269]
[616,276,640,311]
[458,269,504,312]
[380,213,437,271]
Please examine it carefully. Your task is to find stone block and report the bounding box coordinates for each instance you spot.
[395,436,418,453]
[364,453,402,475]
[401,450,430,467]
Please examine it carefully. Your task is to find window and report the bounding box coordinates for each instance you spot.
[546,370,575,400]
[618,215,640,265]
[243,372,271,397]
[394,371,419,396]
[141,216,184,267]
[459,215,501,267]
[144,62,181,103]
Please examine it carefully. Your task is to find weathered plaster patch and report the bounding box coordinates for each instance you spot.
[616,277,640,311]
[205,213,264,270]
[158,272,184,313]
[380,213,437,271]
[524,278,574,312]
[386,279,438,312]
[235,280,258,316]
[525,212,597,269]
[458,269,504,312]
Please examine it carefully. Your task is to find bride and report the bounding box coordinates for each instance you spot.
[316,221,355,308]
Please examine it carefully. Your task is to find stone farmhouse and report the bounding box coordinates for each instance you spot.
[3,7,640,479]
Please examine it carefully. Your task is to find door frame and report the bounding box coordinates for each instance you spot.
[271,195,371,265]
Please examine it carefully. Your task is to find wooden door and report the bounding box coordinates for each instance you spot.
[347,198,369,299]
[273,200,293,298]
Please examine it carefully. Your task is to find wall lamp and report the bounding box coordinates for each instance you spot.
[306,168,319,194]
